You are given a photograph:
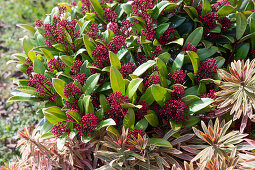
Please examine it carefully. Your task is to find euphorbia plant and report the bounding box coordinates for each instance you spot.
[7,0,255,169]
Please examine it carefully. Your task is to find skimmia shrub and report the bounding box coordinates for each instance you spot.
[7,0,255,169]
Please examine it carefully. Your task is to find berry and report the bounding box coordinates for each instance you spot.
[76,113,99,136]
[128,129,146,138]
[120,63,137,79]
[135,100,149,119]
[171,86,185,100]
[51,121,69,137]
[168,69,186,84]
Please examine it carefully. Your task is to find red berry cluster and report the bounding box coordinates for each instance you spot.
[212,0,231,12]
[27,73,57,102]
[106,91,131,122]
[159,100,188,124]
[64,82,83,109]
[76,113,99,136]
[51,121,69,137]
[135,52,147,65]
[148,75,161,85]
[43,17,79,54]
[201,89,217,100]
[73,73,88,85]
[219,17,232,32]
[159,27,177,46]
[128,129,146,138]
[24,57,33,76]
[48,58,66,74]
[70,60,83,75]
[107,35,126,54]
[135,100,149,120]
[92,44,110,68]
[195,58,218,82]
[87,23,100,39]
[104,8,117,22]
[59,6,67,15]
[171,85,185,100]
[81,0,91,13]
[183,42,197,52]
[168,69,186,84]
[120,63,137,79]
[120,19,135,37]
[35,19,43,27]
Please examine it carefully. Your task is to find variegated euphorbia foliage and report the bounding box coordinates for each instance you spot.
[6,0,255,169]
[216,59,255,132]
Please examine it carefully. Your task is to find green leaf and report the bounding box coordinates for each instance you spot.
[197,46,218,61]
[158,52,171,63]
[187,51,200,75]
[188,98,214,114]
[41,132,56,139]
[109,51,121,69]
[42,106,67,124]
[66,110,81,123]
[60,55,74,66]
[140,86,154,105]
[126,78,143,100]
[22,36,33,55]
[121,1,133,15]
[151,85,168,107]
[217,5,235,19]
[151,1,178,19]
[106,126,120,136]
[28,50,36,62]
[171,51,185,74]
[16,86,37,95]
[79,20,90,36]
[235,43,250,59]
[249,12,255,48]
[156,23,169,38]
[57,132,67,150]
[41,48,54,61]
[185,86,198,96]
[182,95,200,105]
[52,78,68,101]
[236,12,247,40]
[110,66,125,95]
[170,121,182,130]
[148,138,172,147]
[134,118,148,131]
[166,38,184,46]
[145,112,159,127]
[99,94,110,112]
[33,59,45,74]
[202,0,211,16]
[69,130,78,140]
[185,115,200,127]
[156,58,168,78]
[81,135,94,143]
[83,34,96,60]
[238,32,255,43]
[123,108,135,129]
[53,43,66,52]
[17,24,36,34]
[96,118,116,130]
[8,96,40,102]
[184,6,198,21]
[83,95,91,114]
[121,103,142,109]
[133,60,156,76]
[184,27,203,47]
[83,73,100,95]
[215,56,225,68]
[89,0,106,23]
[197,82,206,96]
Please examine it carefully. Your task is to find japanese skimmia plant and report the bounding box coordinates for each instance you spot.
[5,0,255,169]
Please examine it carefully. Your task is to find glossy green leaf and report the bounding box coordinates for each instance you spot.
[123,108,135,129]
[52,78,68,101]
[16,86,37,95]
[60,55,74,66]
[42,106,67,124]
[236,12,247,40]
[235,43,250,59]
[33,59,45,74]
[202,0,211,16]
[151,1,178,19]
[89,0,106,23]
[66,110,81,123]
[109,51,121,69]
[8,96,40,102]
[156,23,169,38]
[83,34,96,60]
[184,27,203,47]
[110,66,125,95]
[188,98,214,114]
[134,118,148,131]
[156,58,168,77]
[145,112,159,127]
[41,48,54,61]
[96,118,116,130]
[81,135,94,143]
[133,60,156,76]
[215,56,225,68]
[187,51,200,75]
[17,24,36,34]
[217,5,235,19]
[151,85,168,107]
[57,132,67,150]
[83,95,91,114]
[83,73,100,95]
[184,6,198,21]
[148,138,172,147]
[182,95,200,105]
[171,51,185,74]
[22,36,33,55]
[140,86,154,105]
[126,78,143,100]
